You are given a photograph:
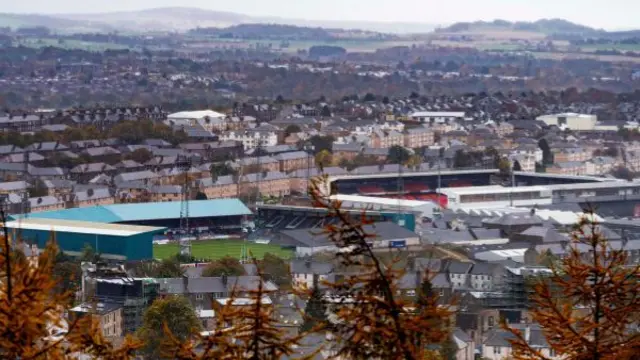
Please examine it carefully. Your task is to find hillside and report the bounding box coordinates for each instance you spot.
[436,18,602,36]
[0,7,438,34]
[189,23,395,41]
[59,7,252,32]
[0,13,114,33]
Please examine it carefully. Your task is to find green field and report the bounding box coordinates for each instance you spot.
[153,239,293,260]
[15,38,131,51]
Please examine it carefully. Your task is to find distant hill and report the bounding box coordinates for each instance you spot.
[0,13,115,33]
[58,7,252,32]
[0,7,438,34]
[436,18,602,36]
[189,23,395,41]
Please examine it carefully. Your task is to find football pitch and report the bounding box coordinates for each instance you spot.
[153,239,293,260]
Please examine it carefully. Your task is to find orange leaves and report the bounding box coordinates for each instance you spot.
[306,176,454,360]
[0,209,141,360]
[503,210,640,360]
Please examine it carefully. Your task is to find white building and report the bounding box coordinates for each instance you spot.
[409,111,466,124]
[536,113,597,131]
[167,110,226,132]
[482,325,560,360]
[290,259,333,290]
[509,154,536,173]
[220,130,278,151]
[438,185,553,210]
[445,261,473,290]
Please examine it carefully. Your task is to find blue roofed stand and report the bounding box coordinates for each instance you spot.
[4,217,166,260]
[20,199,251,223]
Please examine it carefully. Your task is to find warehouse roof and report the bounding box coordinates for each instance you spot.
[4,218,165,237]
[21,199,252,223]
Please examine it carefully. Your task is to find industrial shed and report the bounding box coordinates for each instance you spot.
[4,218,165,260]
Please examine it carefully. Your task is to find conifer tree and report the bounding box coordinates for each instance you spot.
[162,259,308,360]
[504,211,640,360]
[307,175,454,360]
[300,278,329,333]
[0,211,142,359]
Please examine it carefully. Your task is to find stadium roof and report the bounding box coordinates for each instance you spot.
[4,218,165,237]
[19,199,251,223]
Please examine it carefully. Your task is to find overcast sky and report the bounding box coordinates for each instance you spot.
[6,0,635,30]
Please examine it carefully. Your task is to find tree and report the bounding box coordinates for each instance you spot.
[363,93,376,102]
[513,160,523,171]
[162,263,305,359]
[538,138,553,165]
[320,105,332,117]
[0,212,141,359]
[259,253,291,287]
[81,243,100,263]
[382,96,390,104]
[314,149,333,170]
[387,145,411,164]
[28,178,48,198]
[195,191,208,200]
[610,166,634,181]
[308,135,335,154]
[283,124,301,137]
[126,148,153,164]
[300,283,328,333]
[307,176,454,360]
[498,157,512,176]
[52,259,81,296]
[209,162,235,178]
[133,257,185,278]
[201,256,246,277]
[138,295,202,359]
[453,149,473,168]
[503,211,640,360]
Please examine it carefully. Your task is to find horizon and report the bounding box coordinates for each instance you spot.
[2,0,636,31]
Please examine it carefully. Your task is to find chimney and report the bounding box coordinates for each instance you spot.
[524,324,531,342]
[305,258,312,270]
[222,274,228,287]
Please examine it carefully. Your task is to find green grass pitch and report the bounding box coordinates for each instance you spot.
[153,239,293,260]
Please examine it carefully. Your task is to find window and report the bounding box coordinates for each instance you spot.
[195,293,204,301]
[488,316,495,327]
[494,346,502,354]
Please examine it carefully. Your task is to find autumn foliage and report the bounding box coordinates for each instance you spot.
[0,210,142,359]
[162,263,307,359]
[504,211,640,360]
[307,175,453,360]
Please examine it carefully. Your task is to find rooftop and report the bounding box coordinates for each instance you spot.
[22,199,252,223]
[4,217,165,237]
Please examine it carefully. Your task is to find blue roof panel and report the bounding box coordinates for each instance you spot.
[24,199,251,223]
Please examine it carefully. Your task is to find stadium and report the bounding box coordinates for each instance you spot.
[7,199,253,261]
[9,168,640,261]
[328,169,640,217]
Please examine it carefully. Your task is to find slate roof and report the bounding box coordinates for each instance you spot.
[113,170,159,184]
[279,222,417,248]
[157,276,278,294]
[0,180,30,191]
[70,162,116,174]
[290,259,334,275]
[445,260,474,274]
